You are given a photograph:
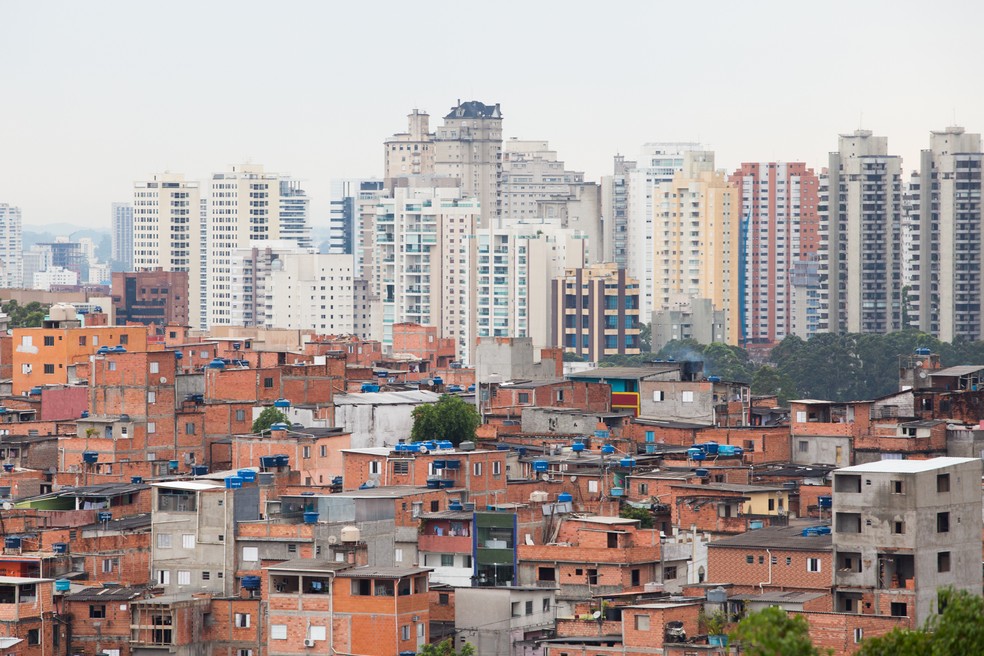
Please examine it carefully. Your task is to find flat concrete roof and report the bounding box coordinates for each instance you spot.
[150,481,224,491]
[569,516,639,526]
[708,525,832,551]
[836,457,979,474]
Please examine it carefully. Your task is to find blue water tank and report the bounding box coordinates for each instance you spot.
[432,460,446,470]
[4,537,21,550]
[444,460,460,470]
[191,465,208,476]
[702,442,719,455]
[619,457,637,468]
[688,448,706,461]
[275,455,289,467]
[225,476,244,489]
[82,451,99,464]
[52,543,68,554]
[610,487,624,497]
[274,398,291,409]
[361,383,380,393]
[496,444,510,451]
[238,469,256,482]
[707,375,721,383]
[749,520,764,530]
[818,496,832,509]
[131,476,144,484]
[260,455,279,469]
[55,579,71,592]
[449,501,463,511]
[97,512,112,523]
[168,460,179,471]
[2,464,12,472]
[532,460,549,472]
[207,358,226,370]
[426,479,441,489]
[717,445,744,457]
[695,468,709,478]
[518,447,527,457]
[174,351,183,360]
[29,386,42,395]
[432,376,443,386]
[303,511,320,524]
[558,492,573,503]
[270,423,290,431]
[80,410,89,418]
[241,576,261,590]
[601,444,616,455]
[571,442,586,453]
[440,479,455,488]
[915,347,931,355]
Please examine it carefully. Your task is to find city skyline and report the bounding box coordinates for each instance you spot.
[3,0,982,225]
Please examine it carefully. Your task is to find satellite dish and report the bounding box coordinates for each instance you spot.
[2,503,12,511]
[363,479,376,488]
[541,473,551,481]
[570,476,578,482]
[418,445,429,454]
[592,611,602,619]
[160,377,167,384]
[326,535,338,545]
[919,372,928,379]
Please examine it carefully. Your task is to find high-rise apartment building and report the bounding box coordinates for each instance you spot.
[729,163,820,346]
[227,244,354,335]
[0,204,23,288]
[384,109,435,179]
[626,143,709,319]
[111,270,190,327]
[500,139,602,262]
[551,263,641,361]
[373,183,481,360]
[206,164,310,327]
[651,167,741,345]
[329,179,385,270]
[133,173,202,327]
[472,223,588,353]
[909,126,984,341]
[819,130,903,334]
[111,202,134,270]
[601,154,636,268]
[434,100,503,229]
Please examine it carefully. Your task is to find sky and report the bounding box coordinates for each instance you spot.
[2,0,983,229]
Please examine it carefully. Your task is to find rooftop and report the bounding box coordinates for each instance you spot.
[334,390,441,406]
[671,483,787,494]
[567,365,678,380]
[336,566,431,579]
[150,481,224,492]
[707,525,832,551]
[569,516,640,526]
[929,365,984,377]
[266,558,352,574]
[65,585,147,602]
[836,457,979,474]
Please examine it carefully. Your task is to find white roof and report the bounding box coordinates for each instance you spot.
[0,638,22,649]
[836,457,979,474]
[0,576,52,585]
[150,481,225,491]
[334,391,440,406]
[340,447,392,456]
[569,516,640,526]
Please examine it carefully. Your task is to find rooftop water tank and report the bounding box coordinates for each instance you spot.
[131,476,144,484]
[55,579,71,592]
[4,537,21,550]
[225,476,243,489]
[303,511,320,524]
[701,442,719,455]
[601,444,616,455]
[695,468,709,478]
[571,442,585,453]
[558,492,573,503]
[340,526,361,543]
[706,586,728,604]
[619,457,636,468]
[82,451,99,464]
[241,576,261,590]
[52,543,68,554]
[237,469,256,482]
[270,423,290,432]
[529,491,549,503]
[818,496,832,509]
[436,440,454,450]
[274,398,291,409]
[449,501,463,511]
[97,512,112,523]
[191,466,208,477]
[207,358,226,370]
[532,460,549,472]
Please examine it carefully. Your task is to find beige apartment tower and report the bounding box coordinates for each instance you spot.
[434,100,503,228]
[384,109,435,179]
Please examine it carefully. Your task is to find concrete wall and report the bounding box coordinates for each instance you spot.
[792,435,852,467]
[455,587,556,656]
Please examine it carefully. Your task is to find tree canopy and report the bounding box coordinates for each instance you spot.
[251,407,290,433]
[1,300,48,328]
[857,588,984,656]
[730,606,827,656]
[418,639,475,656]
[411,394,480,446]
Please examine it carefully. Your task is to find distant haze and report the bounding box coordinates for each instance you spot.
[2,0,981,227]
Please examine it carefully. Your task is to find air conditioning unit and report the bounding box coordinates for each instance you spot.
[304,639,316,648]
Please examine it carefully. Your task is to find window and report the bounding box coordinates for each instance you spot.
[148,422,156,434]
[235,409,246,421]
[369,461,381,475]
[263,377,274,388]
[746,555,754,564]
[807,558,821,573]
[635,614,650,630]
[44,364,55,374]
[441,554,454,567]
[157,570,170,585]
[938,551,951,572]
[938,473,950,493]
[102,558,117,573]
[120,334,128,345]
[239,651,253,656]
[148,391,156,403]
[150,362,159,374]
[892,479,904,494]
[242,547,259,561]
[473,462,483,476]
[235,613,251,628]
[768,499,775,511]
[183,534,195,549]
[185,422,196,435]
[288,544,297,554]
[538,567,556,581]
[177,571,191,585]
[639,483,648,495]
[556,390,565,402]
[157,533,172,548]
[664,566,677,579]
[271,625,287,640]
[891,602,907,617]
[631,569,640,586]
[79,336,87,346]
[439,593,450,606]
[937,512,950,533]
[681,391,694,403]
[302,446,311,459]
[28,629,39,645]
[310,626,326,641]
[89,604,106,618]
[511,602,521,617]
[493,461,501,476]
[44,336,55,346]
[393,461,409,474]
[401,625,410,641]
[202,572,210,581]
[854,628,864,644]
[893,520,905,534]
[525,600,534,615]
[394,548,403,563]
[587,568,598,584]
[320,445,328,457]
[786,557,792,566]
[518,392,530,403]
[799,440,809,453]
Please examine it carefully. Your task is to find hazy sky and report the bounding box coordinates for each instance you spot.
[3,0,983,228]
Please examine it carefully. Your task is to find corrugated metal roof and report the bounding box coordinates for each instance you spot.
[930,365,984,377]
[334,391,441,406]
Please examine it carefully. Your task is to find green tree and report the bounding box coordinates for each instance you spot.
[411,394,480,446]
[618,505,654,528]
[857,588,984,656]
[418,638,475,656]
[730,606,827,656]
[562,351,587,362]
[638,321,652,352]
[252,407,290,433]
[1,300,48,328]
[751,365,797,404]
